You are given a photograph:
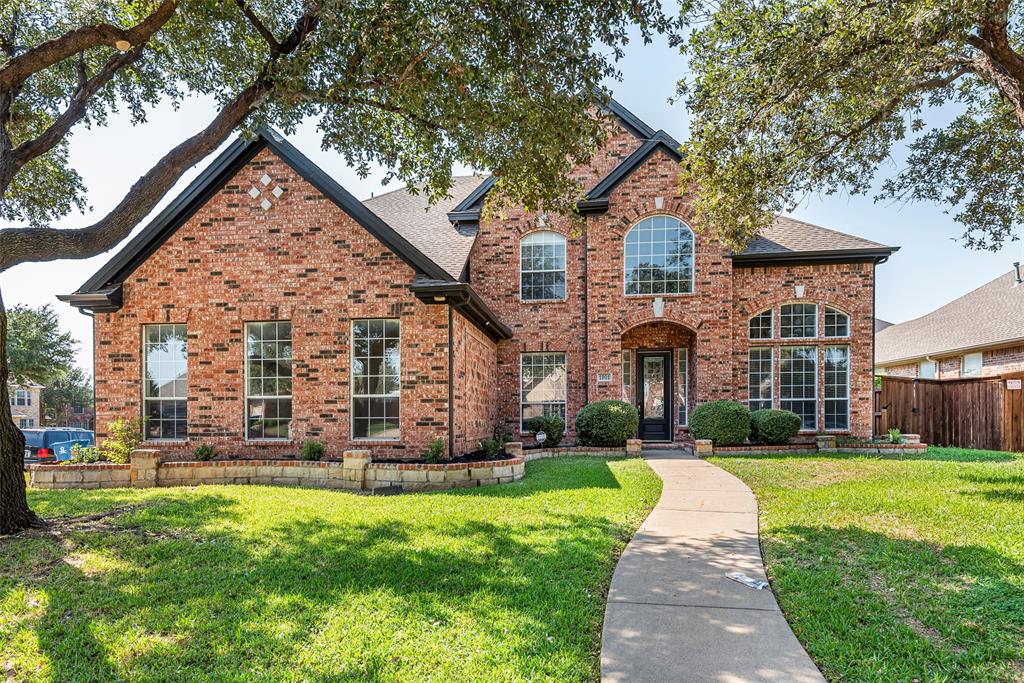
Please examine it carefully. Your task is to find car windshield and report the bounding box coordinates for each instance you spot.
[23,431,45,448]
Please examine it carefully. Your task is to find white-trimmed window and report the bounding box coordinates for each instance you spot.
[780,346,817,430]
[624,215,695,295]
[962,352,983,376]
[678,349,689,426]
[824,307,850,338]
[352,319,401,440]
[749,309,773,339]
[521,352,567,431]
[748,347,773,411]
[20,417,35,428]
[780,303,818,338]
[143,324,188,440]
[919,360,937,379]
[520,231,567,301]
[245,321,292,440]
[824,346,850,431]
[11,389,30,406]
[621,349,633,403]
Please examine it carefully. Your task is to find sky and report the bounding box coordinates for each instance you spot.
[3,23,1021,373]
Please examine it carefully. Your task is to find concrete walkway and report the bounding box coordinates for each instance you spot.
[601,450,824,683]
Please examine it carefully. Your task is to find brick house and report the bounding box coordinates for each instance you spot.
[876,266,1024,379]
[60,100,896,459]
[9,383,42,429]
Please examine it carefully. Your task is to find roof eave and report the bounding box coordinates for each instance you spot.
[409,280,513,341]
[56,285,123,314]
[877,334,1024,367]
[731,246,899,266]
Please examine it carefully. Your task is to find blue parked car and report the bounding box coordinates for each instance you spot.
[21,428,95,464]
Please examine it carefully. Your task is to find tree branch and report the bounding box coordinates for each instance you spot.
[0,0,177,93]
[234,0,282,54]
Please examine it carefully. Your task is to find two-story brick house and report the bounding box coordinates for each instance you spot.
[60,100,896,459]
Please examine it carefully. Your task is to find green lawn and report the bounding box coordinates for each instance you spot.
[711,447,1024,683]
[1,457,660,682]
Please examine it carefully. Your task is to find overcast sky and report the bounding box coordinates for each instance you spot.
[3,22,1020,373]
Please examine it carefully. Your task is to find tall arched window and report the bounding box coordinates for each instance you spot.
[624,215,694,295]
[520,231,567,301]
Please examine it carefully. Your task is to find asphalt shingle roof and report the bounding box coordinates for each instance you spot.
[362,176,484,279]
[736,216,890,256]
[876,270,1024,364]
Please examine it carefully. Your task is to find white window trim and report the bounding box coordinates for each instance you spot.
[519,230,568,303]
[780,345,818,431]
[824,345,851,432]
[244,321,293,442]
[747,346,774,411]
[622,215,696,298]
[779,302,819,340]
[350,318,402,442]
[142,323,189,443]
[519,351,568,435]
[749,309,774,340]
[823,306,851,339]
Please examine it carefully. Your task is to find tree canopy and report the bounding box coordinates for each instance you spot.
[5,304,76,386]
[41,366,92,426]
[679,0,1024,251]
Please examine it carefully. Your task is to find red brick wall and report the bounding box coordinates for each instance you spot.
[94,148,450,460]
[885,345,1024,380]
[451,311,499,453]
[884,362,919,378]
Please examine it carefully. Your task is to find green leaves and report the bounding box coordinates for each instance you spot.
[679,0,1022,249]
[4,303,77,385]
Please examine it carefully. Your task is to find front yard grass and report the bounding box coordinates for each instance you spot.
[1,456,660,682]
[712,446,1024,682]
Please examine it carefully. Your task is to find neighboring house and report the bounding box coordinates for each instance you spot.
[875,318,893,333]
[47,403,96,431]
[59,99,896,459]
[9,383,42,428]
[876,267,1024,379]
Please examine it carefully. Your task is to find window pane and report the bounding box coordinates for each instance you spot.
[245,321,292,440]
[352,319,401,439]
[748,347,773,411]
[624,216,695,295]
[521,231,567,301]
[780,304,818,338]
[678,349,689,426]
[749,310,773,339]
[143,324,188,440]
[780,346,817,430]
[824,307,850,338]
[824,346,850,430]
[521,352,567,431]
[621,349,632,403]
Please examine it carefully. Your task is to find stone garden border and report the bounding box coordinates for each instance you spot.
[695,434,928,457]
[28,440,644,493]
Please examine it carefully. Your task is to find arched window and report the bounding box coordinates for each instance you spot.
[520,231,567,301]
[824,306,850,338]
[780,303,818,338]
[624,215,694,295]
[749,309,773,339]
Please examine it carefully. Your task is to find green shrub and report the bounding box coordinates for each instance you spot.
[101,417,142,464]
[193,443,216,461]
[68,443,102,464]
[479,437,501,458]
[750,409,801,445]
[887,428,903,444]
[300,439,325,461]
[525,414,565,447]
[423,437,445,464]
[575,400,639,447]
[690,400,751,446]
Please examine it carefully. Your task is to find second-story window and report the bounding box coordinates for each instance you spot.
[780,303,818,338]
[624,215,695,295]
[520,231,567,301]
[749,309,773,339]
[824,307,850,338]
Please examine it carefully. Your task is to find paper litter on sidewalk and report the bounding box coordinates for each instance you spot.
[726,572,769,590]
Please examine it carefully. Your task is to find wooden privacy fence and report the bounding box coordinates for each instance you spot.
[874,373,1024,452]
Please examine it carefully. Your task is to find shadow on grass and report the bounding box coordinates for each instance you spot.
[958,471,1024,502]
[2,457,646,681]
[762,524,1024,682]
[713,446,1019,463]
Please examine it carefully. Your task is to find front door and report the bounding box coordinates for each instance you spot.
[637,351,672,441]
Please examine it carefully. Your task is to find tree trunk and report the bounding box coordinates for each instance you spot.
[0,286,43,535]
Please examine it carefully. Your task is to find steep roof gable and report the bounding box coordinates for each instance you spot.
[62,128,454,311]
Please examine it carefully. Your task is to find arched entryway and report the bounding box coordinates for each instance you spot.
[620,321,694,442]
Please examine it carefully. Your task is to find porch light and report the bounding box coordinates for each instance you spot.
[652,296,665,318]
[433,296,446,302]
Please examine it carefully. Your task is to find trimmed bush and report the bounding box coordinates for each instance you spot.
[575,400,639,447]
[479,437,501,458]
[750,409,801,445]
[423,437,445,464]
[525,414,565,447]
[193,443,216,461]
[690,400,751,446]
[300,439,325,461]
[102,417,142,464]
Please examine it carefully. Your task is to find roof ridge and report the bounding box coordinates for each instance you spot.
[770,214,887,248]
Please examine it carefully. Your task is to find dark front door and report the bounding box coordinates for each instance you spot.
[637,351,672,441]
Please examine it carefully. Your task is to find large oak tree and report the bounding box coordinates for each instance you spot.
[0,0,676,534]
[679,0,1024,250]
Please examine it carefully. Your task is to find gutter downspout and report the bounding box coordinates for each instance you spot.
[872,262,877,439]
[448,305,455,459]
[583,220,590,406]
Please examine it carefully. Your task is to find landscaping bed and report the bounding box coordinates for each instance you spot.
[3,456,661,682]
[711,446,1024,682]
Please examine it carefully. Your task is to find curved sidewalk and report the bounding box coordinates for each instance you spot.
[601,450,824,683]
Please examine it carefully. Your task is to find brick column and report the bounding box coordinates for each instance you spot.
[625,439,643,456]
[130,449,160,488]
[505,441,523,457]
[342,449,371,489]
